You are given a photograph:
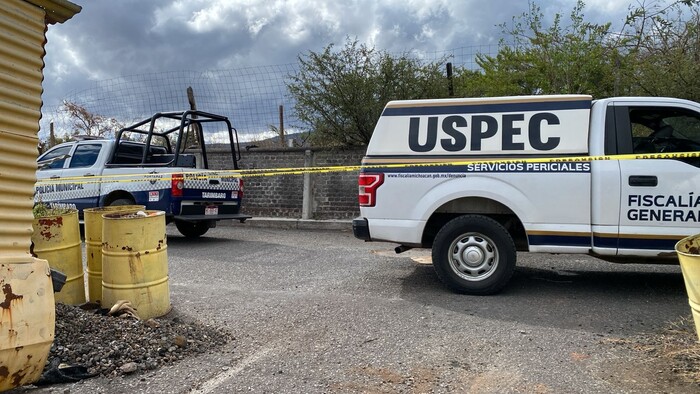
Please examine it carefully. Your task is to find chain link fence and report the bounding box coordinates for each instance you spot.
[39,45,499,141]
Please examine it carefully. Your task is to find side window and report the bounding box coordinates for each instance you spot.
[629,107,700,154]
[37,145,72,170]
[68,144,101,168]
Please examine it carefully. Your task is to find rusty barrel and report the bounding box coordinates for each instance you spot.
[676,234,700,340]
[84,205,145,302]
[101,210,170,319]
[0,257,55,390]
[31,210,85,305]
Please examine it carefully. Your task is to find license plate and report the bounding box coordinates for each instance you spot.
[205,206,218,215]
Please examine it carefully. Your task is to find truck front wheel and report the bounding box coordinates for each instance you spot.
[432,215,516,295]
[175,221,210,238]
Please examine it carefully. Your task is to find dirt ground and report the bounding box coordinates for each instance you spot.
[611,315,700,387]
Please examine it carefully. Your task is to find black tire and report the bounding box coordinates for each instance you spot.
[109,198,135,206]
[175,221,210,238]
[432,215,516,295]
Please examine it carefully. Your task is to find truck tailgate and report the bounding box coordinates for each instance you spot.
[172,171,250,221]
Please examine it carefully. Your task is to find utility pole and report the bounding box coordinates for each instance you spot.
[187,86,197,111]
[446,62,454,97]
[49,122,56,147]
[279,105,286,147]
[186,86,202,167]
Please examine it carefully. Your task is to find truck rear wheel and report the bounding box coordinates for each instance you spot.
[109,198,135,206]
[432,215,516,295]
[175,221,210,238]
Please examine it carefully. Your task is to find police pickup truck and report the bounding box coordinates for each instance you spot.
[353,95,700,294]
[36,110,250,238]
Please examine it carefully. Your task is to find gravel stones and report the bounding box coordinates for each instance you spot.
[48,303,231,378]
[119,362,138,374]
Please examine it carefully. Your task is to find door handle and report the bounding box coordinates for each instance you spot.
[84,173,95,177]
[209,179,220,185]
[629,175,658,187]
[50,175,60,179]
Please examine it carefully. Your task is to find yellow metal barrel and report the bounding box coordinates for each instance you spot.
[0,256,55,391]
[31,210,85,305]
[84,205,145,302]
[101,210,170,320]
[676,234,700,340]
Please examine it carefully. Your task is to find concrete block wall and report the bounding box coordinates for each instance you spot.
[309,149,365,220]
[208,147,365,219]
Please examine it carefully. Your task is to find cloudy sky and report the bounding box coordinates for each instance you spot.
[40,0,635,136]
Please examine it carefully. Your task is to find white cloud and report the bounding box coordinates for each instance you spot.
[151,0,193,33]
[44,30,106,84]
[41,0,644,137]
[247,16,269,36]
[585,0,632,14]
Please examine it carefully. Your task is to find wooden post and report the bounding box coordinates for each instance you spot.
[49,122,56,147]
[279,105,286,147]
[186,86,200,147]
[187,86,197,112]
[446,62,454,97]
[186,86,202,167]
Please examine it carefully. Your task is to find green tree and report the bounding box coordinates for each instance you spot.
[455,0,622,97]
[456,0,700,101]
[287,38,448,146]
[620,0,700,101]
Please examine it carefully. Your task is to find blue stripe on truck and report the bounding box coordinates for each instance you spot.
[616,237,680,251]
[528,234,591,247]
[530,233,681,251]
[382,99,591,117]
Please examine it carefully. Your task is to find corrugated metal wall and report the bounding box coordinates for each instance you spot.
[0,2,79,390]
[0,0,47,257]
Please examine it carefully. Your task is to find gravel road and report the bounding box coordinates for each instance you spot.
[11,225,698,393]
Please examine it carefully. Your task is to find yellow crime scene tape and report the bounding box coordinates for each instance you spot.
[35,151,700,186]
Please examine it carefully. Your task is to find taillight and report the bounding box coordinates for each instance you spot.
[171,173,184,197]
[358,173,384,207]
[237,178,243,199]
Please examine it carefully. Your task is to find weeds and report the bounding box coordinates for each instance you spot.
[611,315,700,384]
[32,202,75,218]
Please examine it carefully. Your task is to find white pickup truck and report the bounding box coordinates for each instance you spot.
[36,110,250,238]
[353,95,700,294]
